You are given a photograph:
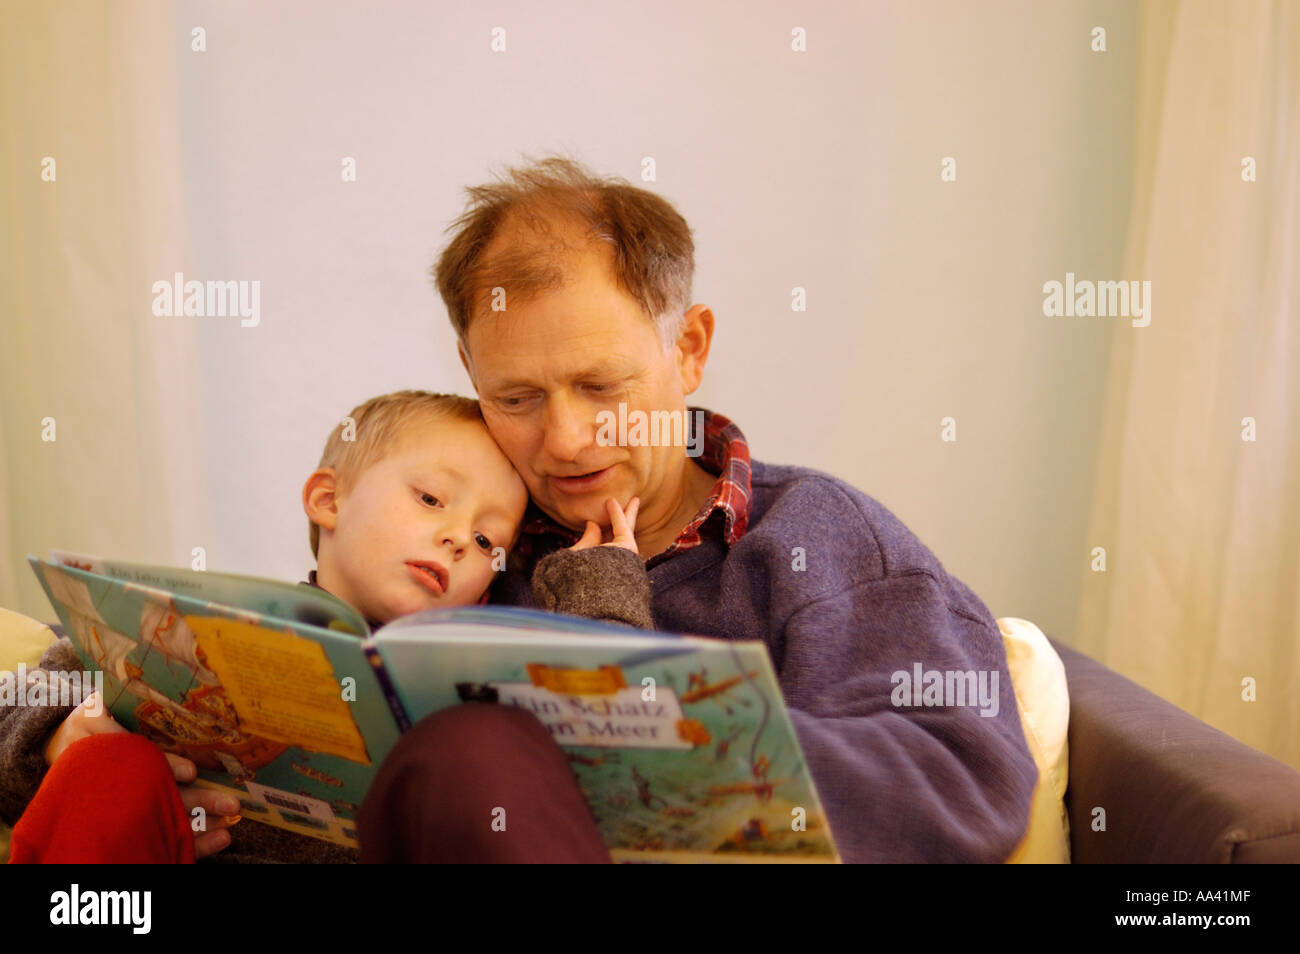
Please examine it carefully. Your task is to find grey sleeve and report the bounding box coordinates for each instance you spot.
[530,546,655,630]
[0,638,85,826]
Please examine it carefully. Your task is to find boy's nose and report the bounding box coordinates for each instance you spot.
[437,523,470,556]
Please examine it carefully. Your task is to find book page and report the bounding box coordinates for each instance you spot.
[375,617,839,861]
[50,549,368,636]
[188,616,370,763]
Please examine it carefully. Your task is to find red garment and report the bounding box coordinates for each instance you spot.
[8,733,195,864]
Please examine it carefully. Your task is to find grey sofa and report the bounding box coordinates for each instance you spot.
[1050,638,1300,863]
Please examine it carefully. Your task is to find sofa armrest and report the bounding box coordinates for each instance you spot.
[1048,638,1300,863]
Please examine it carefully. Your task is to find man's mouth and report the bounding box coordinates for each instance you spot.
[407,561,449,595]
[551,465,616,494]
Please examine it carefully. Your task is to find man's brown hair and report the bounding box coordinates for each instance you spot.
[308,390,482,558]
[432,154,695,351]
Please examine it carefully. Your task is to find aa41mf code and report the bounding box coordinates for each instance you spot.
[1127,891,1251,905]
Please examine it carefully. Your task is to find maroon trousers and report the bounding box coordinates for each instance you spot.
[359,703,611,863]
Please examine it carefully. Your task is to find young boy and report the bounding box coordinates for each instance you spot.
[2,390,651,864]
[300,390,650,627]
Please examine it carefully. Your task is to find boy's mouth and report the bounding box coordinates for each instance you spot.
[407,561,449,595]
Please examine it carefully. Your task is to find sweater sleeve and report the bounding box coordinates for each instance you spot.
[530,546,654,630]
[0,637,84,827]
[778,570,1039,864]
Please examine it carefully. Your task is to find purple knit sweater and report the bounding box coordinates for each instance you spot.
[498,459,1040,863]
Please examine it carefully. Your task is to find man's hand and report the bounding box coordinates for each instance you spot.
[570,496,640,554]
[44,692,241,859]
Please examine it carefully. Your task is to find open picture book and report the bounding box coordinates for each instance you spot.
[28,551,839,863]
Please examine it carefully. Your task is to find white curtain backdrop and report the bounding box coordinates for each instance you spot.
[0,0,212,614]
[1076,0,1300,768]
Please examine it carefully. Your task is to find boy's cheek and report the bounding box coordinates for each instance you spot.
[469,565,498,605]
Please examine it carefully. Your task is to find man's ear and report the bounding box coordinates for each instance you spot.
[303,468,341,533]
[675,305,715,396]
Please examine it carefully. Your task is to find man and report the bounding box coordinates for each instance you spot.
[428,155,1038,863]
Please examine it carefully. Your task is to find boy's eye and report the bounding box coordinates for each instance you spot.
[474,532,492,551]
[419,492,441,507]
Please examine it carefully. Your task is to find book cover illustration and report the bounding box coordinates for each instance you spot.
[30,557,398,849]
[375,627,840,862]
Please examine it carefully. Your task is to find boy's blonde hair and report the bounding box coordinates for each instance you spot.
[309,390,483,558]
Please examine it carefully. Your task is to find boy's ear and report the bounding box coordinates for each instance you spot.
[303,468,341,533]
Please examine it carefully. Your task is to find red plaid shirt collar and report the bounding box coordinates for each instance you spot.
[514,406,752,562]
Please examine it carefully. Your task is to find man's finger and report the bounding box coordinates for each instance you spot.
[625,496,640,534]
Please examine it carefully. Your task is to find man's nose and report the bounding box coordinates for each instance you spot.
[541,391,595,463]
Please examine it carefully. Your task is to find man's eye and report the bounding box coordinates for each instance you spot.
[419,492,441,507]
[474,532,492,551]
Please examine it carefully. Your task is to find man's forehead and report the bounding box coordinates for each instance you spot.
[467,304,651,379]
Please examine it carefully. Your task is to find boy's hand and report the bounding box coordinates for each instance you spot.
[169,757,244,860]
[44,692,240,859]
[43,691,125,765]
[571,497,640,554]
